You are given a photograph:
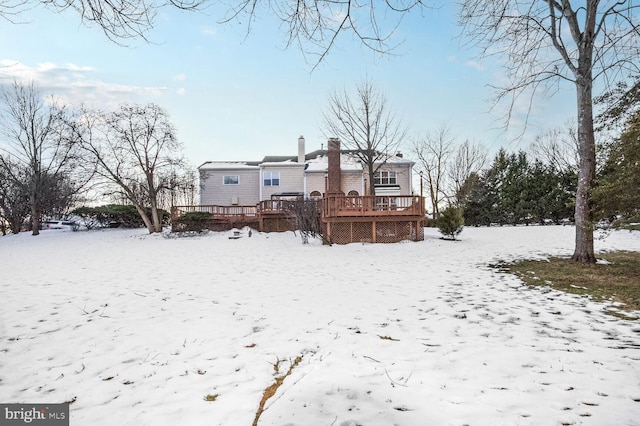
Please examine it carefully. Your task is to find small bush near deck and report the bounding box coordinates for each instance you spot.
[173,211,213,231]
[178,211,212,221]
[437,206,464,240]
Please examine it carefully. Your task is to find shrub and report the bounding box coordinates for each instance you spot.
[173,211,213,232]
[437,205,464,240]
[71,204,170,229]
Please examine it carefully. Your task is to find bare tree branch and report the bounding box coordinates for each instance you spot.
[322,77,406,195]
[219,1,426,69]
[0,0,202,42]
[411,122,455,218]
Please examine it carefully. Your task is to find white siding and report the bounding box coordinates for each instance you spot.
[260,165,305,200]
[369,163,413,195]
[341,172,363,195]
[199,169,260,206]
[305,172,326,196]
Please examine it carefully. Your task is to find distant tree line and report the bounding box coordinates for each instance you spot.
[456,149,577,227]
[449,82,639,229]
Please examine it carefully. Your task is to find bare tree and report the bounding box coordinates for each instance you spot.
[322,78,407,196]
[283,198,327,244]
[448,139,488,204]
[0,81,86,235]
[0,156,31,234]
[157,167,199,210]
[412,123,455,219]
[530,119,580,172]
[458,1,640,263]
[221,1,426,67]
[76,103,184,234]
[1,0,202,42]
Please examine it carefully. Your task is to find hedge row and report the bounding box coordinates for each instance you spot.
[71,204,170,229]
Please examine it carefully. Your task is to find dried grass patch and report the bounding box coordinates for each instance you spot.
[497,251,640,316]
[252,355,303,426]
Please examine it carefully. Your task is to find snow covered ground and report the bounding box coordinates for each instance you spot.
[1,225,639,426]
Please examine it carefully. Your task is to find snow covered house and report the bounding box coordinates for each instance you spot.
[198,136,416,205]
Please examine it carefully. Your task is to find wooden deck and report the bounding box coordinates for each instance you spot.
[321,195,425,244]
[171,195,426,243]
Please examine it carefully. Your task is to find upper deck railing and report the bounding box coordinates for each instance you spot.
[322,195,425,218]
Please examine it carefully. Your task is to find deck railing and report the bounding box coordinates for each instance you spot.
[322,195,425,218]
[172,195,425,223]
[171,205,258,222]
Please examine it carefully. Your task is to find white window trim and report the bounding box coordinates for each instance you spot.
[223,175,240,185]
[263,171,280,187]
[374,170,397,186]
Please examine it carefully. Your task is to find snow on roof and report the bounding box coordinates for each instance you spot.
[260,160,305,167]
[198,151,412,171]
[381,154,415,165]
[305,152,363,172]
[198,161,260,170]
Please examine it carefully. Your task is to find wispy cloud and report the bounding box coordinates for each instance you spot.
[0,60,167,109]
[464,60,485,71]
[199,25,217,36]
[173,73,187,82]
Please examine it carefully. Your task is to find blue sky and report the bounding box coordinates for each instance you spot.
[0,2,577,167]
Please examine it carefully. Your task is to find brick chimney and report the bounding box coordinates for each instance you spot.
[298,135,305,163]
[327,138,342,195]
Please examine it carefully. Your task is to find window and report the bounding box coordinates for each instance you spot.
[373,171,397,185]
[375,197,398,210]
[223,175,239,185]
[309,190,322,198]
[263,171,280,186]
[347,190,359,196]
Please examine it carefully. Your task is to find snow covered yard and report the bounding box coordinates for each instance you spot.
[1,226,639,426]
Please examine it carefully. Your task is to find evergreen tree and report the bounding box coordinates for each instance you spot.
[482,149,510,225]
[457,172,487,226]
[592,113,640,226]
[460,148,577,227]
[438,205,464,240]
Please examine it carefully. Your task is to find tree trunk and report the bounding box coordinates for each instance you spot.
[134,204,156,234]
[429,183,439,219]
[571,76,596,263]
[30,193,40,236]
[150,199,162,233]
[9,215,21,234]
[368,168,376,196]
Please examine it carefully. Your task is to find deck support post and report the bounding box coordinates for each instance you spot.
[372,221,376,243]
